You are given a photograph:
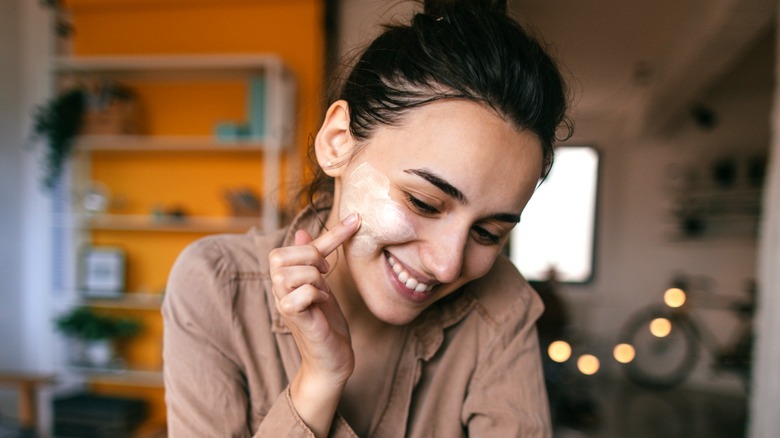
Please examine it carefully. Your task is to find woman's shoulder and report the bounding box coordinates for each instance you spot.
[164,229,287,328]
[172,228,287,277]
[165,229,287,315]
[163,230,289,372]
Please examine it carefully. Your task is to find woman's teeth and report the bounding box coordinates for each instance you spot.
[387,255,433,293]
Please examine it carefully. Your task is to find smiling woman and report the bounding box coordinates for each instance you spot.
[162,0,572,437]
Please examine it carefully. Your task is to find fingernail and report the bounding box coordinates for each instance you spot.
[342,213,358,226]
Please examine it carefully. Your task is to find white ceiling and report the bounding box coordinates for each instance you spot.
[510,0,776,139]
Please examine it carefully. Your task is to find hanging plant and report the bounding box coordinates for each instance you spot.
[31,87,87,190]
[40,0,75,39]
[30,80,144,191]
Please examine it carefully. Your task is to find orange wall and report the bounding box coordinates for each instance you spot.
[66,0,324,135]
[64,0,324,295]
[63,0,324,428]
[64,0,324,296]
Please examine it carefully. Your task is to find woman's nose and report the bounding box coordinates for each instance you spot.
[420,224,468,284]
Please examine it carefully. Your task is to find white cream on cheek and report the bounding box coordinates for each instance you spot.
[340,162,417,257]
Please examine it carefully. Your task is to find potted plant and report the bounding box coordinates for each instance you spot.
[31,87,87,190]
[54,306,142,368]
[31,81,145,190]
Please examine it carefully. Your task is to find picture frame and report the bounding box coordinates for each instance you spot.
[80,246,126,298]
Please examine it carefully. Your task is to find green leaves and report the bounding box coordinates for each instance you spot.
[31,88,86,190]
[54,307,141,341]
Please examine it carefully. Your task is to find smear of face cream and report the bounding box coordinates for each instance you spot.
[341,162,417,257]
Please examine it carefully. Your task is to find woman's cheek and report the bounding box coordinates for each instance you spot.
[341,163,417,257]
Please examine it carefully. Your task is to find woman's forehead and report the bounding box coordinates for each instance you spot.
[363,101,541,169]
[347,102,542,208]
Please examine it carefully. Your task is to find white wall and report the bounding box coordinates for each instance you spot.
[20,0,58,373]
[337,0,416,59]
[748,16,780,438]
[4,3,70,433]
[0,0,25,370]
[0,0,56,372]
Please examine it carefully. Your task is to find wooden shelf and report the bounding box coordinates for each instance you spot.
[53,54,286,78]
[77,214,261,233]
[72,368,165,388]
[87,293,164,310]
[75,135,270,152]
[669,181,763,240]
[90,370,164,388]
[134,422,167,438]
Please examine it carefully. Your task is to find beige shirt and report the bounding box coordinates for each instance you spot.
[162,204,551,437]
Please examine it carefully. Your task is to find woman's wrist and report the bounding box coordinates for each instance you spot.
[290,367,348,437]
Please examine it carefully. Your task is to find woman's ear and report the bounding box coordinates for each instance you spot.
[314,100,355,177]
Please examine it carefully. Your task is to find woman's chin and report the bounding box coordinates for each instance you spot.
[367,303,420,326]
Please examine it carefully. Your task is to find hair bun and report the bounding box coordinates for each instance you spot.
[423,0,508,17]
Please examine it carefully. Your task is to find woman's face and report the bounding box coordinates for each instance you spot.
[327,99,542,325]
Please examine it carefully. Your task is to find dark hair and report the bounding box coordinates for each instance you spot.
[304,0,571,208]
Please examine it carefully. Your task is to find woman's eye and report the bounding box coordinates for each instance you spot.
[405,194,439,215]
[472,226,501,245]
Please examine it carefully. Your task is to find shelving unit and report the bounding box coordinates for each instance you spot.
[87,293,165,310]
[60,54,296,232]
[75,134,269,151]
[42,2,327,433]
[668,184,763,240]
[77,369,165,389]
[76,214,261,233]
[52,53,298,432]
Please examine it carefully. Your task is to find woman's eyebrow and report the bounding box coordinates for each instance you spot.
[404,168,467,205]
[404,168,521,223]
[490,213,521,223]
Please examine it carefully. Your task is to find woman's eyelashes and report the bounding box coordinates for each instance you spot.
[404,192,504,246]
[405,193,439,215]
[471,226,502,245]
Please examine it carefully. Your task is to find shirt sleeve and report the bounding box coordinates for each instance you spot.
[162,237,319,437]
[461,284,552,438]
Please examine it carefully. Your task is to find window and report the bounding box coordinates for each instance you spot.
[510,146,599,283]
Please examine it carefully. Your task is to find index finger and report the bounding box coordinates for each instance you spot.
[310,213,361,257]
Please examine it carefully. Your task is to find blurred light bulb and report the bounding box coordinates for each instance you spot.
[613,343,636,364]
[548,340,572,363]
[650,318,672,337]
[664,287,686,308]
[577,354,600,375]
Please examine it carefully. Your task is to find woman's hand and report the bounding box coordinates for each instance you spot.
[268,213,361,436]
